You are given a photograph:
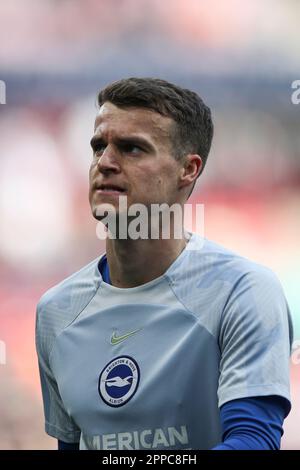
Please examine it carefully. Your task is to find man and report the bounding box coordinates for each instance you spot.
[36,78,292,450]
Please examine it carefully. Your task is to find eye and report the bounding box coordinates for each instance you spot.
[93,143,106,155]
[122,144,142,155]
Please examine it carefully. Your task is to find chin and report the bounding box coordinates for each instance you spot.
[92,203,118,220]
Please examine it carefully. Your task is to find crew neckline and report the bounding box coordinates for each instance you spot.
[95,231,197,292]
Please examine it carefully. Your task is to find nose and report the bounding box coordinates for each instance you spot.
[97,144,121,175]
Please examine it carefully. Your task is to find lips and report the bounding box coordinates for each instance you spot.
[94,183,126,193]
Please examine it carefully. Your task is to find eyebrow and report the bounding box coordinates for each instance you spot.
[90,135,155,152]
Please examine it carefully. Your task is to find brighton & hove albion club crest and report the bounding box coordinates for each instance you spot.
[98,356,140,407]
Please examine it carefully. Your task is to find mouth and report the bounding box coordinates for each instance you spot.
[94,184,127,195]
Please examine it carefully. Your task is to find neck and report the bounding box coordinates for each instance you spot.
[106,234,188,288]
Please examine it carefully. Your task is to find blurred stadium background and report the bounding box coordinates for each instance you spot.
[0,0,299,449]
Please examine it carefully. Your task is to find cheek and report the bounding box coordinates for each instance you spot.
[89,161,96,180]
[139,175,173,201]
[156,177,164,188]
[130,161,178,197]
[88,164,96,198]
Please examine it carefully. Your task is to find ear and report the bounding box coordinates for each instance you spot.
[178,154,203,189]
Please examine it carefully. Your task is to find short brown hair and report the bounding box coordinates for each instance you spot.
[97,77,213,176]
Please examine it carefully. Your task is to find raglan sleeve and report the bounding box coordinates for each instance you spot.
[35,299,81,443]
[217,267,293,411]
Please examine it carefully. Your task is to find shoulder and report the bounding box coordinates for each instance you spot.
[176,233,285,292]
[36,257,101,358]
[168,234,291,336]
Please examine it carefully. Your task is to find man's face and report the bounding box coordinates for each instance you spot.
[89,102,184,219]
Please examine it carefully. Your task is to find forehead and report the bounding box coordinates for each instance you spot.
[94,102,174,142]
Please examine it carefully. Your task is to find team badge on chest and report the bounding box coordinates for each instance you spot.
[98,356,140,407]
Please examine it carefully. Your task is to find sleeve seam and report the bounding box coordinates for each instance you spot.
[164,274,219,343]
[48,282,101,369]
